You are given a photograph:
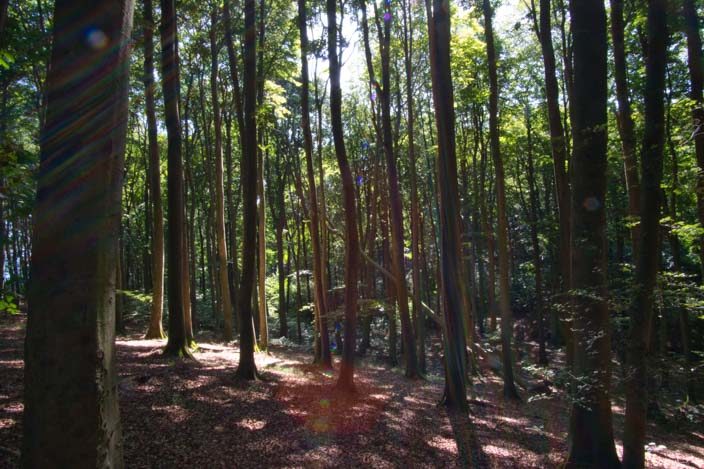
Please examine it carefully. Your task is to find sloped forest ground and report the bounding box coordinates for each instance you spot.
[1,312,703,468]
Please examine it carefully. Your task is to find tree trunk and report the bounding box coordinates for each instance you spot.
[623,1,667,466]
[611,0,641,258]
[328,0,360,392]
[683,0,704,277]
[144,0,166,340]
[402,0,425,374]
[160,0,192,358]
[428,0,469,412]
[210,7,234,342]
[525,108,547,365]
[236,0,259,380]
[376,0,419,379]
[21,1,133,465]
[564,0,619,466]
[257,139,269,350]
[298,0,332,367]
[482,0,519,400]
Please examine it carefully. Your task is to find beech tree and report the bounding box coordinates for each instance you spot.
[564,0,619,466]
[21,1,134,465]
[236,0,260,380]
[144,0,165,341]
[160,0,192,358]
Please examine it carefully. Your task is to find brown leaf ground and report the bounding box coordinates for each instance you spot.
[1,313,702,468]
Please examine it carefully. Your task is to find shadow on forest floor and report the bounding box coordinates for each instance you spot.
[1,313,703,468]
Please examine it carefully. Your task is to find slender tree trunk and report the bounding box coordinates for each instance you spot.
[21,1,133,465]
[525,108,547,365]
[377,0,419,378]
[210,8,235,342]
[236,0,259,380]
[428,0,469,412]
[564,1,619,466]
[623,1,667,466]
[144,0,166,340]
[532,0,571,350]
[161,0,192,358]
[224,111,239,326]
[683,0,704,277]
[483,0,519,400]
[257,142,269,349]
[328,0,360,392]
[611,0,641,258]
[402,0,425,374]
[298,0,332,367]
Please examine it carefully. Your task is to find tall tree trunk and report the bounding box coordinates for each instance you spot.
[160,0,192,358]
[402,0,425,373]
[683,0,704,277]
[623,1,667,466]
[327,0,360,392]
[236,0,259,380]
[144,0,166,340]
[610,0,641,258]
[21,1,133,465]
[564,0,619,466]
[377,0,419,379]
[210,7,235,342]
[224,111,239,326]
[428,0,468,412]
[532,0,571,350]
[482,0,519,400]
[298,0,332,367]
[525,108,547,365]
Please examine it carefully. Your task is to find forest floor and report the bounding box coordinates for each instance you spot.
[1,313,703,468]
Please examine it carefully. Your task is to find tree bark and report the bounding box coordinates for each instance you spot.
[21,1,134,465]
[564,0,619,466]
[428,0,469,412]
[210,7,235,342]
[623,1,667,466]
[610,0,641,258]
[482,0,519,400]
[144,0,166,340]
[328,0,360,392]
[402,0,425,374]
[236,0,259,380]
[298,0,332,367]
[160,0,192,358]
[525,108,547,365]
[376,0,419,379]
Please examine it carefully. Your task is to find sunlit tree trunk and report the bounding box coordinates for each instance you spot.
[210,7,234,342]
[144,0,166,340]
[21,1,133,465]
[327,0,360,392]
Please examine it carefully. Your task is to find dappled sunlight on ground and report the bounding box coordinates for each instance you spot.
[1,314,703,468]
